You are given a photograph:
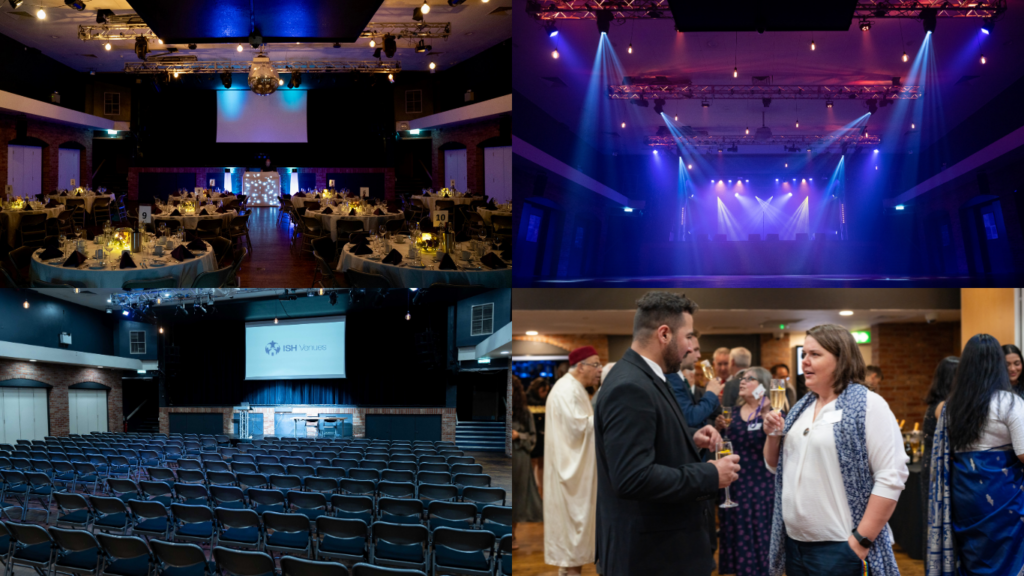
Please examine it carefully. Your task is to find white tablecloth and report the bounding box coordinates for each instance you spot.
[1,206,64,245]
[169,193,233,204]
[306,209,405,242]
[411,195,475,219]
[291,195,331,210]
[30,238,218,288]
[477,207,512,226]
[154,209,237,230]
[337,243,511,288]
[46,194,114,214]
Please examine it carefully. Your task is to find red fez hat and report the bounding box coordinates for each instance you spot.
[569,346,599,366]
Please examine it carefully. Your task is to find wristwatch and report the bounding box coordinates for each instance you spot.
[852,529,873,549]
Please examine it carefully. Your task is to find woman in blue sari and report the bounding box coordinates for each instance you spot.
[927,334,1024,576]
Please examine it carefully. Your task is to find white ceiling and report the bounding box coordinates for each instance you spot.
[513,308,961,335]
[513,0,1024,152]
[0,0,511,72]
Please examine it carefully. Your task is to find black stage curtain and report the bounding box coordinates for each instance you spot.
[165,305,449,407]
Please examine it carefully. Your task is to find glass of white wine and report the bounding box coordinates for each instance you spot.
[718,440,738,508]
[699,359,715,382]
[721,406,733,431]
[768,379,788,437]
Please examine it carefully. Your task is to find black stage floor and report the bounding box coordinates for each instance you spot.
[514,274,1024,288]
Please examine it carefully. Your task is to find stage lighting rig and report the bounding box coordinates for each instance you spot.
[859,18,872,31]
[825,100,833,108]
[384,34,397,58]
[921,8,937,33]
[64,0,85,11]
[596,10,613,35]
[288,71,302,88]
[415,39,432,53]
[701,98,710,108]
[249,28,263,49]
[413,7,424,21]
[866,99,878,114]
[7,0,23,8]
[374,47,383,59]
[982,18,994,34]
[95,8,113,23]
[653,99,665,115]
[220,71,232,88]
[633,97,649,108]
[134,36,149,60]
[544,21,558,37]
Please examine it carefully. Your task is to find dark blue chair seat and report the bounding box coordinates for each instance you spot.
[435,546,489,571]
[162,561,215,576]
[482,523,513,540]
[180,498,207,507]
[294,508,325,522]
[500,555,511,575]
[428,518,473,532]
[177,522,213,538]
[58,548,99,570]
[221,527,259,544]
[58,511,91,525]
[29,486,52,495]
[15,542,54,563]
[6,485,27,494]
[149,496,174,506]
[319,535,363,555]
[334,511,371,524]
[266,532,307,548]
[254,504,284,515]
[381,514,422,525]
[0,535,10,551]
[78,475,98,483]
[215,501,246,510]
[136,518,168,532]
[96,513,128,528]
[106,556,151,576]
[375,542,423,563]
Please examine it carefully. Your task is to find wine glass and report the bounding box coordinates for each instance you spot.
[768,379,788,436]
[58,233,67,256]
[718,440,738,508]
[721,406,733,431]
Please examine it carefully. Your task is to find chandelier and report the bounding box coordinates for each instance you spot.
[248,50,280,95]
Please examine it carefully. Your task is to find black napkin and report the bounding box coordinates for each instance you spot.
[40,247,63,260]
[170,245,195,262]
[382,249,403,265]
[22,205,32,211]
[119,252,137,269]
[487,199,498,210]
[438,253,458,270]
[152,206,162,215]
[170,209,181,216]
[349,209,357,216]
[187,239,207,251]
[295,192,306,197]
[350,243,373,255]
[172,201,181,206]
[59,191,67,196]
[501,247,513,261]
[45,200,61,209]
[322,207,333,215]
[43,236,59,249]
[315,194,321,199]
[63,251,87,268]
[216,206,228,214]
[374,208,385,215]
[481,252,507,269]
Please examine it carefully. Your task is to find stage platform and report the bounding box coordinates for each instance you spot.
[513,274,1012,288]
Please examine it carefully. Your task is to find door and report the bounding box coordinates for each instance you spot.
[484,146,512,203]
[68,389,108,435]
[58,148,80,189]
[7,145,42,200]
[444,149,467,192]
[0,388,48,444]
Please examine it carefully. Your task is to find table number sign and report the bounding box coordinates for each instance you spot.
[140,205,153,224]
[4,184,12,197]
[70,179,76,187]
[329,179,336,188]
[209,179,216,187]
[194,187,203,195]
[360,187,369,198]
[433,210,449,228]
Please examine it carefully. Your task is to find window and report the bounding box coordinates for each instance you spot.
[130,331,146,355]
[471,303,494,337]
[405,90,422,114]
[103,92,120,116]
[983,212,998,240]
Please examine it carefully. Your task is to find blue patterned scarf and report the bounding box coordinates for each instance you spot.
[926,405,956,576]
[768,383,901,576]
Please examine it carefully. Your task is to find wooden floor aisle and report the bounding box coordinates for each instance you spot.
[236,206,317,288]
[512,522,925,576]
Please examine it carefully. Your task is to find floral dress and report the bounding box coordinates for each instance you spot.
[718,401,776,576]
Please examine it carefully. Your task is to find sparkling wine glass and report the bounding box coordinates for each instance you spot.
[718,440,739,508]
[768,379,788,437]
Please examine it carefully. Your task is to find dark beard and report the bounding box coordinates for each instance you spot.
[664,335,683,374]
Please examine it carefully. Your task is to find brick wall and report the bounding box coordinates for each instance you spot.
[759,334,792,373]
[159,406,457,442]
[431,119,501,195]
[0,359,123,436]
[513,334,609,364]
[0,112,93,196]
[870,322,962,428]
[127,167,397,201]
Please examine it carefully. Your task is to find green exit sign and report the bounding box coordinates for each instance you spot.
[851,330,871,344]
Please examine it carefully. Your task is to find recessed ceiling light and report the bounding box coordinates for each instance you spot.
[525,331,538,336]
[50,35,59,39]
[500,351,510,354]
[29,359,36,362]
[97,366,103,369]
[839,311,854,316]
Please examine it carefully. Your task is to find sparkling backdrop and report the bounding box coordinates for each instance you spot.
[243,172,281,207]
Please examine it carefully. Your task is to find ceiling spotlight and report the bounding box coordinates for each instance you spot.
[653,98,665,115]
[35,7,44,18]
[795,119,799,128]
[674,115,678,121]
[369,39,376,48]
[859,19,871,32]
[248,28,263,48]
[981,18,994,34]
[64,0,85,11]
[745,126,749,135]
[551,49,559,59]
[388,73,394,83]
[220,71,232,88]
[95,8,114,22]
[237,44,244,52]
[628,43,633,54]
[544,21,558,37]
[920,8,937,34]
[810,40,815,51]
[902,51,908,62]
[596,10,612,35]
[866,99,878,114]
[420,0,430,14]
[373,47,382,58]
[621,121,625,128]
[188,43,197,50]
[104,42,111,51]
[701,98,710,108]
[733,66,738,78]
[415,39,431,53]
[134,36,148,60]
[8,0,23,8]
[383,34,397,58]
[980,53,986,64]
[288,71,302,88]
[428,61,436,70]
[413,7,424,21]
[172,71,179,78]
[825,100,833,108]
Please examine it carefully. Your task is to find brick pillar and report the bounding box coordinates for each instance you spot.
[871,322,962,428]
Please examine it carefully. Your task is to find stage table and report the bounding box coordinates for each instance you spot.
[305,207,404,242]
[45,193,114,214]
[411,195,475,219]
[1,205,64,246]
[337,239,511,288]
[30,236,217,288]
[243,172,280,207]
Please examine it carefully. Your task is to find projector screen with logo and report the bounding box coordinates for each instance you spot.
[245,317,346,380]
[217,90,308,143]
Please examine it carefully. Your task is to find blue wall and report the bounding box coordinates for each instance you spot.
[0,291,115,356]
[455,289,511,348]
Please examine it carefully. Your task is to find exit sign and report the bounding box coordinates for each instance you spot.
[851,330,871,344]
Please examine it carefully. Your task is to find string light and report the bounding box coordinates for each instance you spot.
[903,51,908,62]
[795,119,799,128]
[274,318,278,324]
[237,44,243,52]
[628,43,632,54]
[104,42,111,51]
[420,0,429,14]
[370,39,376,48]
[745,127,749,135]
[733,66,738,78]
[981,53,986,64]
[621,122,626,128]
[810,39,815,51]
[35,8,44,18]
[429,62,436,70]
[23,300,29,309]
[674,115,678,121]
[733,31,738,78]
[552,49,559,59]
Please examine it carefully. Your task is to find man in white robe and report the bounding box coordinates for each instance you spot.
[544,345,602,575]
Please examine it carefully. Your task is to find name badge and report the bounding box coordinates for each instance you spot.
[824,410,843,424]
[748,422,763,432]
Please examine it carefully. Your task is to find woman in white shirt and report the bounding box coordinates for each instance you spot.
[762,324,908,576]
[927,334,1024,576]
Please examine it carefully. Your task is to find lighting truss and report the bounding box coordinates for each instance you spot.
[82,19,450,43]
[124,59,401,75]
[77,15,153,41]
[610,83,920,101]
[644,133,881,148]
[526,0,1004,20]
[360,22,451,41]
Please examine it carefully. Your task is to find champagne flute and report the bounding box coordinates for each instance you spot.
[699,359,715,382]
[768,379,788,436]
[718,440,738,508]
[722,406,732,430]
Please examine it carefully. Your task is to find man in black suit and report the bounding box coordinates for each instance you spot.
[594,292,741,576]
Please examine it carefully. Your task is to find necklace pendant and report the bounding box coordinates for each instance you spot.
[803,428,810,436]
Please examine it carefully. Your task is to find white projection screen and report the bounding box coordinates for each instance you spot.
[245,317,346,380]
[217,90,308,143]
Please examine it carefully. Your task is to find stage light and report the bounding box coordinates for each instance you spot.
[776,178,779,181]
[674,115,678,121]
[867,99,878,114]
[188,43,196,50]
[384,35,397,58]
[628,43,632,54]
[784,163,788,167]
[873,149,879,153]
[104,42,111,51]
[236,44,244,52]
[388,73,394,83]
[825,100,833,108]
[895,204,905,210]
[624,207,633,212]
[173,71,179,78]
[746,179,749,182]
[64,0,85,10]
[733,66,738,78]
[795,119,799,128]
[688,165,692,169]
[981,54,986,64]
[734,192,739,197]
[718,148,723,153]
[544,22,558,37]
[429,62,436,70]
[762,98,771,108]
[921,8,937,34]
[23,300,28,309]
[728,180,732,183]
[288,71,302,88]
[701,98,710,108]
[809,178,813,181]
[274,318,278,324]
[552,49,559,59]
[122,310,129,317]
[420,0,430,14]
[374,47,382,58]
[911,123,915,129]
[902,51,908,62]
[35,8,44,18]
[745,127,749,134]
[7,0,23,8]
[596,11,612,35]
[653,99,665,115]
[982,18,993,34]
[811,40,815,51]
[135,36,149,60]
[802,179,805,182]
[859,19,871,32]
[278,79,284,85]
[220,71,232,88]
[839,310,854,316]
[158,39,163,44]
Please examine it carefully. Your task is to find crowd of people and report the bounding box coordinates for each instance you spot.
[510,290,1024,576]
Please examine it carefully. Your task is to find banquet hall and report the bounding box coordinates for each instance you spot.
[0,0,512,289]
[513,0,1024,286]
[0,286,512,576]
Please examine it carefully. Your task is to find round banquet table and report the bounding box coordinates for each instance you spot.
[476,207,512,226]
[30,237,218,288]
[168,193,233,203]
[45,193,114,214]
[290,195,348,210]
[410,195,475,219]
[1,205,64,246]
[305,208,405,242]
[154,209,237,230]
[337,241,511,288]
